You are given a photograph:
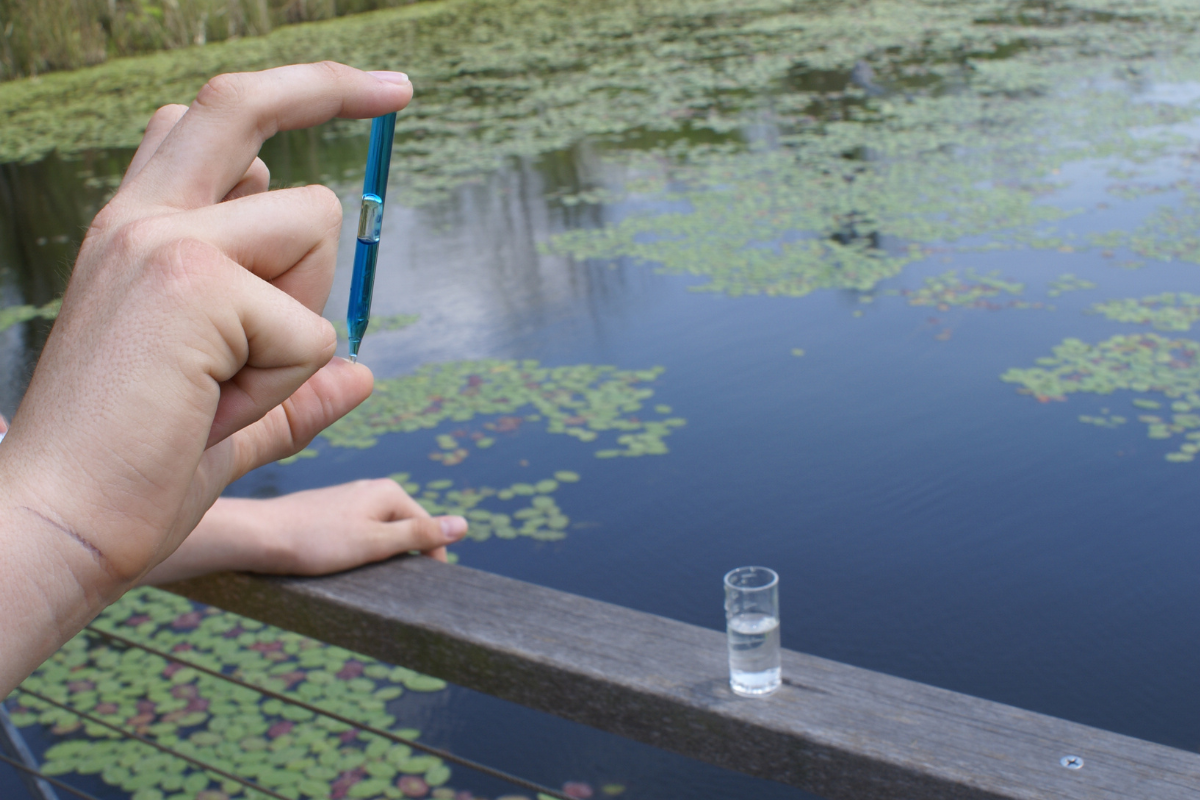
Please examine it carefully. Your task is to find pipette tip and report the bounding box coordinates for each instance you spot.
[349,354,358,364]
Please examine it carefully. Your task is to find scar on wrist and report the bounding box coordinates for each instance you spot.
[19,505,118,580]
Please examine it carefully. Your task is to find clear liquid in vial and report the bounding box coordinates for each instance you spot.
[727,612,781,696]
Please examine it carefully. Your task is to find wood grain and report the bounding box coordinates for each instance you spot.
[166,557,1200,799]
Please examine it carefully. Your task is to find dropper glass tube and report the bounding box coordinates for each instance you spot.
[346,112,397,363]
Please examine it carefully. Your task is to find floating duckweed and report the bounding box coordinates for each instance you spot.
[1003,333,1200,461]
[553,471,581,483]
[331,314,419,341]
[1124,189,1200,265]
[9,0,1200,306]
[903,270,1036,311]
[1047,274,1098,298]
[1079,414,1126,428]
[1089,293,1200,332]
[321,360,684,462]
[278,448,319,465]
[390,474,576,543]
[0,299,60,333]
[14,587,463,800]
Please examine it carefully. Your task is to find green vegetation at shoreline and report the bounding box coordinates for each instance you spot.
[0,0,429,82]
[5,0,1200,196]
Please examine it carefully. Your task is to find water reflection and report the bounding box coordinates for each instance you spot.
[0,131,673,404]
[0,151,124,412]
[328,142,672,377]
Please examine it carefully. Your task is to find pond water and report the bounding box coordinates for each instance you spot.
[4,0,1200,798]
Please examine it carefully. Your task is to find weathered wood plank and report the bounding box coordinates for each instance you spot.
[166,557,1200,800]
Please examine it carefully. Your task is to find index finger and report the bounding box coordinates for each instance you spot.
[127,62,412,209]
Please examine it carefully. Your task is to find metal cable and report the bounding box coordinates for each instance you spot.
[85,624,572,800]
[15,687,292,800]
[1,703,60,800]
[0,753,103,800]
[0,752,100,800]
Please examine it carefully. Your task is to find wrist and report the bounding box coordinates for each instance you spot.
[200,496,278,572]
[0,451,130,694]
[141,496,277,585]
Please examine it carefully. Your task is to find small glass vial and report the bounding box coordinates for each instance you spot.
[724,567,781,697]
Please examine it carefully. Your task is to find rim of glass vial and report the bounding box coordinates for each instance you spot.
[724,566,778,591]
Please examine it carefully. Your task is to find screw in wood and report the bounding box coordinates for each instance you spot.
[1060,755,1084,770]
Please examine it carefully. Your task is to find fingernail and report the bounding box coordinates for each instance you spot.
[439,516,468,542]
[369,71,410,85]
[334,355,368,369]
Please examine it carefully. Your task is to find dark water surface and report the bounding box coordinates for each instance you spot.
[5,1,1200,798]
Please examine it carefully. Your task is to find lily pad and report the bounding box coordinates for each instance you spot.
[320,361,682,462]
[14,587,468,800]
[1089,293,1200,332]
[1004,333,1200,461]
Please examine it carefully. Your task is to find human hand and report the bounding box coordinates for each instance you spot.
[140,480,468,585]
[0,63,411,693]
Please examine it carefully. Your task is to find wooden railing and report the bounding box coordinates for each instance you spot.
[166,557,1200,800]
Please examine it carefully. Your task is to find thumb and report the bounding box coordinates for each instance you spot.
[209,356,373,484]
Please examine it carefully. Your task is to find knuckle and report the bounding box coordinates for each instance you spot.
[251,158,271,183]
[194,72,245,110]
[87,203,121,235]
[315,316,338,358]
[149,103,187,127]
[146,237,223,290]
[315,60,348,82]
[300,184,344,230]
[372,477,402,495]
[108,216,160,258]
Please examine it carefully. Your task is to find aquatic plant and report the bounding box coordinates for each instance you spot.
[1047,274,1097,298]
[0,299,60,333]
[546,53,1200,297]
[1089,293,1200,332]
[1125,189,1200,265]
[331,313,420,341]
[390,472,579,542]
[320,360,684,460]
[8,586,472,800]
[3,0,1199,202]
[1078,412,1126,428]
[6,0,1200,308]
[902,270,1033,311]
[1002,333,1200,461]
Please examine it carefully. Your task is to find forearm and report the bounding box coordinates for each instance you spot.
[143,480,466,586]
[138,497,270,585]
